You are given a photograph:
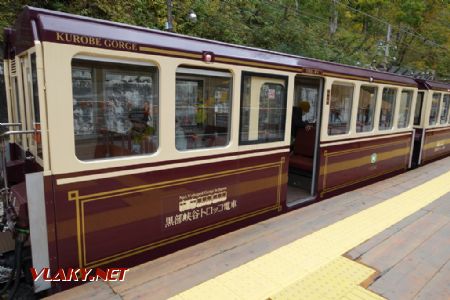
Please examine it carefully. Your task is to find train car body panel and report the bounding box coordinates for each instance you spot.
[414,80,450,165]
[422,127,450,163]
[318,133,412,198]
[49,151,287,270]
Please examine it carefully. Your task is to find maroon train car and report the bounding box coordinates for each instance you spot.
[412,80,450,166]
[1,6,449,294]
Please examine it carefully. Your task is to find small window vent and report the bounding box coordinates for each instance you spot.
[10,59,17,76]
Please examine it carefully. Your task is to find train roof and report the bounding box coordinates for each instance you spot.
[3,6,446,88]
[416,79,450,92]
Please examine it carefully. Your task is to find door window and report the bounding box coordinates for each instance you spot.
[413,92,424,126]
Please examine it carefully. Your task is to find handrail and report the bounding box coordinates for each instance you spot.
[1,130,39,137]
[0,123,22,127]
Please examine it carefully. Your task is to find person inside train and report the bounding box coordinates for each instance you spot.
[128,101,157,153]
[175,118,188,150]
[291,100,313,140]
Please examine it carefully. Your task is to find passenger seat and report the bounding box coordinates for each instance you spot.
[289,126,315,173]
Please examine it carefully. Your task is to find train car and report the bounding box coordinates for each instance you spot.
[411,80,450,166]
[0,6,447,294]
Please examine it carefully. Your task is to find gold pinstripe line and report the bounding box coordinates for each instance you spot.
[322,166,405,195]
[320,147,410,175]
[139,46,201,59]
[324,140,408,157]
[321,139,410,193]
[69,162,280,202]
[85,205,278,268]
[70,159,285,268]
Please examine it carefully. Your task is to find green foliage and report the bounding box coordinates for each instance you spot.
[0,0,448,80]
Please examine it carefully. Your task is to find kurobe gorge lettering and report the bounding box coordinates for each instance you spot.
[56,32,138,51]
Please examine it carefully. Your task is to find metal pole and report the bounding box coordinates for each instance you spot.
[0,137,8,189]
[384,24,391,65]
[166,0,174,32]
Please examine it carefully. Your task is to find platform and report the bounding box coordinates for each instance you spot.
[47,157,450,300]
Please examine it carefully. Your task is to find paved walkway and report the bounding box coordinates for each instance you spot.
[47,157,450,300]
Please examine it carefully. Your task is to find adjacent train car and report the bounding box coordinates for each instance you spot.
[412,80,450,166]
[0,6,448,294]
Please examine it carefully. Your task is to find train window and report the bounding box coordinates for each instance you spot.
[12,78,22,144]
[30,54,40,124]
[379,88,396,130]
[71,58,159,160]
[30,53,42,157]
[356,85,377,132]
[397,90,413,128]
[239,73,287,144]
[175,67,232,150]
[413,92,424,126]
[429,93,441,126]
[440,94,449,124]
[294,78,319,123]
[328,83,354,135]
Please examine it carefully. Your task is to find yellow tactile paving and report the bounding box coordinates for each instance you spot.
[172,170,450,300]
[270,257,379,300]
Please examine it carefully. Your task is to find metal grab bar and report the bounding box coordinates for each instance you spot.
[1,130,40,137]
[0,123,22,127]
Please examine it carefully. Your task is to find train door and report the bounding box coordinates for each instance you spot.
[25,52,42,160]
[18,52,42,160]
[287,76,323,205]
[7,59,24,155]
[18,55,31,151]
[411,91,425,167]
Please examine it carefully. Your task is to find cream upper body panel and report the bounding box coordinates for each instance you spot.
[42,42,294,176]
[320,76,418,144]
[424,90,450,129]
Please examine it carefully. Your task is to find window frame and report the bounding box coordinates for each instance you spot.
[447,94,450,125]
[397,89,414,129]
[174,66,234,152]
[239,71,289,145]
[327,81,355,137]
[439,93,450,125]
[428,92,442,127]
[413,91,425,126]
[71,55,160,162]
[378,87,398,131]
[356,84,378,133]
